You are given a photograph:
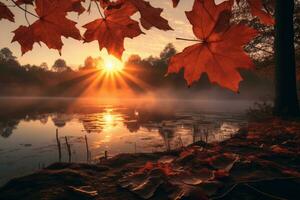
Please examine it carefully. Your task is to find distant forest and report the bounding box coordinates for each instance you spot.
[0,44,275,98]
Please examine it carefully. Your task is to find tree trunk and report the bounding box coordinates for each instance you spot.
[274,0,299,117]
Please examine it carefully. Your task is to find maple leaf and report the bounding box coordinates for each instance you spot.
[99,0,118,9]
[236,0,274,25]
[12,0,82,55]
[12,26,38,54]
[15,0,34,5]
[138,161,175,176]
[127,0,173,30]
[100,0,172,31]
[0,2,15,22]
[69,0,86,15]
[168,0,258,92]
[172,0,180,8]
[83,2,143,59]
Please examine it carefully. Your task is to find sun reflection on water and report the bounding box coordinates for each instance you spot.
[103,113,114,125]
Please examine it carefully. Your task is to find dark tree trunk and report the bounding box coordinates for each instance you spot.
[274,0,299,117]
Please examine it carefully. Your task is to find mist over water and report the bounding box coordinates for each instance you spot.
[0,96,252,186]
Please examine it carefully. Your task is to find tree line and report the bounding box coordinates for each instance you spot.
[0,44,274,98]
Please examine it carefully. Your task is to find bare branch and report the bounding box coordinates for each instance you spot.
[10,0,39,19]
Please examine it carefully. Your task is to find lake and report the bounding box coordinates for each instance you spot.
[0,97,251,186]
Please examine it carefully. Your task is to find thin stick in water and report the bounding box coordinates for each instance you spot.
[85,135,90,163]
[65,136,72,163]
[56,129,62,162]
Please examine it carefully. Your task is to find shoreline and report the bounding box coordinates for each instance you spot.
[1,118,300,200]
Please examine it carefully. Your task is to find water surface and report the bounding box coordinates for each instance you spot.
[0,97,250,186]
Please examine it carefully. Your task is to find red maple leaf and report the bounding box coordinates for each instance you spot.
[127,0,173,30]
[0,2,15,22]
[68,0,86,15]
[236,0,274,25]
[99,0,172,31]
[12,0,82,55]
[15,0,34,5]
[172,0,180,8]
[138,161,175,176]
[83,2,143,59]
[167,0,258,92]
[99,0,119,9]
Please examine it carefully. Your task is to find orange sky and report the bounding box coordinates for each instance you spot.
[0,0,224,69]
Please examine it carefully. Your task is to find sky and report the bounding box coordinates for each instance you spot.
[0,0,224,69]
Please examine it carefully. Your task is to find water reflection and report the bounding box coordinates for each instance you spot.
[0,119,19,138]
[0,98,247,186]
[0,106,243,148]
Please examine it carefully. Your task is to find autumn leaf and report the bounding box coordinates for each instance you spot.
[127,0,173,30]
[138,161,175,176]
[236,0,274,25]
[83,2,143,59]
[172,0,180,8]
[12,26,38,54]
[168,0,258,92]
[99,0,121,9]
[270,145,292,154]
[99,0,110,8]
[69,0,86,15]
[100,0,172,30]
[0,2,15,22]
[12,0,82,55]
[16,0,34,5]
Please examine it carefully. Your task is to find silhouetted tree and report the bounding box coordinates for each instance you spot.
[274,0,299,117]
[39,62,49,71]
[159,43,177,64]
[52,59,71,72]
[79,56,103,71]
[0,48,16,63]
[126,54,142,66]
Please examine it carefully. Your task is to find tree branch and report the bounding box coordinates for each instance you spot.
[24,4,30,25]
[94,0,104,19]
[10,0,39,19]
[248,43,274,55]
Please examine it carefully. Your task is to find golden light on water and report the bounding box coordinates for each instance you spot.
[103,113,114,124]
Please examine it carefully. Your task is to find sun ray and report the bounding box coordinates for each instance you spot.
[66,55,155,100]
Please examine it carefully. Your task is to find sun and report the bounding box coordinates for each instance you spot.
[101,56,124,74]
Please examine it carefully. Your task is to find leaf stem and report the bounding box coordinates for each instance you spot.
[94,0,104,19]
[176,37,203,43]
[10,0,39,19]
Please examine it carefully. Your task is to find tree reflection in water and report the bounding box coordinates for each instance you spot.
[0,98,243,150]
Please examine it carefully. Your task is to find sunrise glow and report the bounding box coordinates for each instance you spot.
[101,56,124,74]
